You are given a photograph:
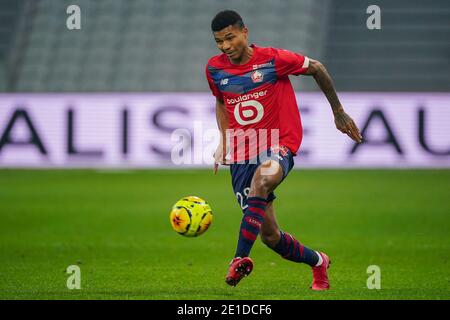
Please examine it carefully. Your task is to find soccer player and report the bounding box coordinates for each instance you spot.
[205,10,362,290]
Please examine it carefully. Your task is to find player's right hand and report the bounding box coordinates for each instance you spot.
[213,143,230,174]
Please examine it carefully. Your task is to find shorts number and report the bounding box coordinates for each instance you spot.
[236,187,250,210]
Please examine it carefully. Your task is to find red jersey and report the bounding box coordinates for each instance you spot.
[206,44,309,161]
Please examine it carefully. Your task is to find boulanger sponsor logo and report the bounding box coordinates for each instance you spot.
[226,90,268,105]
[234,100,264,125]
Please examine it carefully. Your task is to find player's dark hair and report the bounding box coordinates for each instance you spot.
[211,10,244,32]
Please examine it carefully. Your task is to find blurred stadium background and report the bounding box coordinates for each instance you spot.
[1,0,449,92]
[0,0,449,299]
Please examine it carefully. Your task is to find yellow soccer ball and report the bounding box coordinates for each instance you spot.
[169,196,213,237]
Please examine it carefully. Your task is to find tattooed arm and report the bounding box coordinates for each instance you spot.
[305,58,362,143]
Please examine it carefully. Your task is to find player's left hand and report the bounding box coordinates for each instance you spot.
[334,109,363,143]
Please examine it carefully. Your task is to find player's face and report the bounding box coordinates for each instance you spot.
[213,25,249,61]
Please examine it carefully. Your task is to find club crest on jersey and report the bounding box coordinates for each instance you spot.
[251,70,264,83]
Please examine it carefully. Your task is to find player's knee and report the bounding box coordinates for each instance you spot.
[251,176,273,197]
[261,231,280,248]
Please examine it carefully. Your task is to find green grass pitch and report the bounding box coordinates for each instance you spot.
[0,169,449,300]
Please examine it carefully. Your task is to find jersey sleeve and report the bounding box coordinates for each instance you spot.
[205,64,223,101]
[275,48,310,77]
